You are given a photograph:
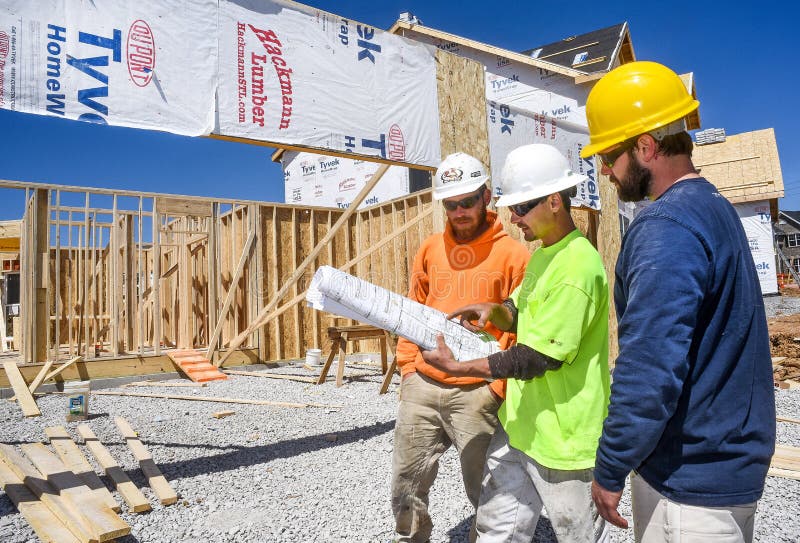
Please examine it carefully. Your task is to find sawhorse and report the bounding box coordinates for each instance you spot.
[316,324,397,394]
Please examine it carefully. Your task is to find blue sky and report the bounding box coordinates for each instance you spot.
[1,1,797,220]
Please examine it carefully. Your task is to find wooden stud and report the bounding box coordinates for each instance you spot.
[27,359,55,394]
[34,189,49,362]
[91,390,339,409]
[76,424,151,514]
[124,380,207,388]
[153,200,162,356]
[39,356,83,386]
[205,228,255,360]
[223,369,316,383]
[113,417,177,506]
[254,205,268,361]
[53,191,61,361]
[271,207,282,360]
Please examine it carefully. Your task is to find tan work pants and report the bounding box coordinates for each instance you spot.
[392,372,500,543]
[632,472,757,543]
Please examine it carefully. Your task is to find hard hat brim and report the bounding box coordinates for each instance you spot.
[433,176,489,200]
[580,98,699,159]
[495,173,588,208]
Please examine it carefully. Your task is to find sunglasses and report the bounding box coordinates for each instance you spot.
[509,196,547,217]
[442,186,485,211]
[598,138,637,168]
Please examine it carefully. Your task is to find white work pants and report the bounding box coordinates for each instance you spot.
[631,473,756,543]
[475,425,608,542]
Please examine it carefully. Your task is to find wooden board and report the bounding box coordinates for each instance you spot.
[20,443,129,541]
[113,417,177,506]
[155,197,213,218]
[391,20,586,80]
[223,369,316,383]
[3,361,40,417]
[76,424,151,514]
[92,389,338,409]
[44,426,119,512]
[0,444,96,543]
[0,457,81,543]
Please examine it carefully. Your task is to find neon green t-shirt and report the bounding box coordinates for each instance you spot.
[499,229,610,470]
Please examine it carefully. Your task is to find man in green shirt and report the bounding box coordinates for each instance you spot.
[423,143,610,542]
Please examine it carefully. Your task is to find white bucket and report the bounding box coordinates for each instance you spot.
[305,348,322,366]
[64,380,90,422]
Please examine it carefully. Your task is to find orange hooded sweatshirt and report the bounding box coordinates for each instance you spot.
[395,210,529,397]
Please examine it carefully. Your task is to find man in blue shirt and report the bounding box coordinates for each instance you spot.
[580,61,775,542]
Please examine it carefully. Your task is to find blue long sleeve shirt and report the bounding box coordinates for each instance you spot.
[594,177,775,506]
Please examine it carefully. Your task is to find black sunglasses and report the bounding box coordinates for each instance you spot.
[442,186,486,211]
[509,196,547,217]
[598,138,637,168]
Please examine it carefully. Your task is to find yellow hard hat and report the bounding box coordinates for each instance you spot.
[580,61,699,158]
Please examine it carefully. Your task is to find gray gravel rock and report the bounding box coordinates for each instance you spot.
[763,293,800,318]
[0,359,798,542]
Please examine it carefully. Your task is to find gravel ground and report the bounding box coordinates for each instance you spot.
[0,356,798,543]
[763,293,800,318]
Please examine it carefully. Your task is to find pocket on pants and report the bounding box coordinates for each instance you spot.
[674,501,754,542]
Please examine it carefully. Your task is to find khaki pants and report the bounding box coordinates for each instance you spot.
[392,372,500,543]
[475,425,608,542]
[631,472,757,543]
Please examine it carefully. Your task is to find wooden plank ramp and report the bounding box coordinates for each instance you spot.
[114,417,178,506]
[76,424,151,514]
[44,426,120,512]
[167,349,228,383]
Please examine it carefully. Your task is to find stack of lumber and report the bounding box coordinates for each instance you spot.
[770,443,800,481]
[0,440,129,542]
[0,418,177,541]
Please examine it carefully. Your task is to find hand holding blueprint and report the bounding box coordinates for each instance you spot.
[306,266,500,361]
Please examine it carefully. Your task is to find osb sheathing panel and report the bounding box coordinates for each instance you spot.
[693,128,784,204]
[436,49,490,169]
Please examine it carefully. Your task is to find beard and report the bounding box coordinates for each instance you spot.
[614,151,652,202]
[450,203,489,242]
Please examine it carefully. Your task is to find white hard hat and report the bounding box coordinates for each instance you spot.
[495,144,587,207]
[433,152,490,200]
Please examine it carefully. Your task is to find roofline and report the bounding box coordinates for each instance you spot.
[388,20,591,82]
[780,211,800,229]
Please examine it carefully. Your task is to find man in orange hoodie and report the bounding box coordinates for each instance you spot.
[391,152,529,542]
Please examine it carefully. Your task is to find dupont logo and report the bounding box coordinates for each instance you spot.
[127,20,156,87]
[388,124,406,161]
[339,178,357,192]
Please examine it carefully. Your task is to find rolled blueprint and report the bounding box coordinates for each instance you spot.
[306,266,500,361]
